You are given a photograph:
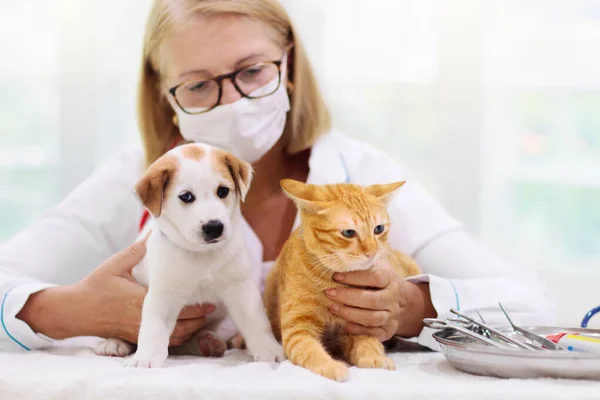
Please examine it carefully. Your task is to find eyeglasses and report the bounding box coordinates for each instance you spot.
[168,60,283,115]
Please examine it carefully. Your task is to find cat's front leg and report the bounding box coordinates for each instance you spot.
[281,302,348,381]
[341,334,395,370]
[220,278,284,362]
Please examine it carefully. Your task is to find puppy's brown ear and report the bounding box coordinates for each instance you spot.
[224,155,253,202]
[135,155,180,217]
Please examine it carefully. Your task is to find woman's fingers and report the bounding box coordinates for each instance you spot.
[333,263,391,289]
[329,301,390,328]
[171,304,215,345]
[178,303,216,319]
[325,287,390,310]
[170,317,206,346]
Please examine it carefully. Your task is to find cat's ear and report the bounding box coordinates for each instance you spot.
[365,181,406,205]
[280,179,329,214]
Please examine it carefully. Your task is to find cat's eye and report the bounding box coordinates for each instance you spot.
[178,191,195,204]
[374,225,385,235]
[217,186,230,199]
[341,229,356,238]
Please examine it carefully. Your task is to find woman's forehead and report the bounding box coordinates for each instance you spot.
[161,14,283,80]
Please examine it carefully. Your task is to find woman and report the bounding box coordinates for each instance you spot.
[0,0,555,353]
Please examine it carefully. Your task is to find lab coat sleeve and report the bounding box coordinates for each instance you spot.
[377,166,556,350]
[406,230,557,350]
[0,149,144,351]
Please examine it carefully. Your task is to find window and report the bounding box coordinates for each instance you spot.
[481,0,600,272]
[0,3,60,241]
[0,1,149,241]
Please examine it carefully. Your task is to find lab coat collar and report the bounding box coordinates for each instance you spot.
[306,131,351,186]
[292,131,350,229]
[245,131,351,260]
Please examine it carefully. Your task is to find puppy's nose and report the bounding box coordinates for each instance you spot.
[202,220,224,241]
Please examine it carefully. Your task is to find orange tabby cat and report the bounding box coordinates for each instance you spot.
[263,179,421,381]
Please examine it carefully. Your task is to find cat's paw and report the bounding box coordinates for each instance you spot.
[355,354,395,370]
[124,353,166,368]
[196,331,227,357]
[227,333,246,350]
[311,360,349,381]
[95,339,134,357]
[251,339,286,363]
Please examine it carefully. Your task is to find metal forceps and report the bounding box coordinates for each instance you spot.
[498,303,568,352]
[423,318,514,350]
[450,308,535,351]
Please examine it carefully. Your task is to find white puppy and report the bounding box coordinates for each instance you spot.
[95,143,284,368]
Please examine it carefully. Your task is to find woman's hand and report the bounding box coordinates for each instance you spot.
[17,238,214,346]
[324,261,436,341]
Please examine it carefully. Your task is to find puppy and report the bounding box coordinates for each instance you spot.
[95,143,284,367]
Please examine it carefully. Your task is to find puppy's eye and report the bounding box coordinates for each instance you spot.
[178,191,195,204]
[341,229,356,238]
[374,225,385,235]
[217,186,230,199]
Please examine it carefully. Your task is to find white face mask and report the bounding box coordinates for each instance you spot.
[171,58,291,164]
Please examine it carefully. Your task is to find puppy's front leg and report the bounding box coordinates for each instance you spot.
[221,278,285,362]
[124,289,186,368]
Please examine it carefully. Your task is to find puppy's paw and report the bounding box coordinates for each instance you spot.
[355,354,395,370]
[124,353,166,368]
[95,339,134,357]
[196,331,227,357]
[251,339,286,363]
[311,360,349,382]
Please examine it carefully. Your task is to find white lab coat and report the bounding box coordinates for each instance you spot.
[0,131,556,352]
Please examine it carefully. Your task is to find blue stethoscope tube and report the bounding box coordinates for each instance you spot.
[581,306,600,328]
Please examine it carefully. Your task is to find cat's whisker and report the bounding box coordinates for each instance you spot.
[307,254,338,270]
[309,254,341,270]
[311,253,339,263]
[315,253,344,264]
[305,256,332,279]
[305,254,346,281]
[320,260,348,275]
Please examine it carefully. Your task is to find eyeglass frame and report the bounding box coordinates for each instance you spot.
[167,60,283,115]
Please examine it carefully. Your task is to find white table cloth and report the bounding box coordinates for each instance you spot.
[0,337,598,400]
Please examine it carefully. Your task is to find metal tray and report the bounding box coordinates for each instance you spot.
[433,326,600,380]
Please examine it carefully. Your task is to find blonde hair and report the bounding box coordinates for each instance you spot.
[138,0,331,165]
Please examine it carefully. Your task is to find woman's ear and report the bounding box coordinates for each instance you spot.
[280,179,328,214]
[135,155,180,217]
[365,181,406,205]
[285,44,295,94]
